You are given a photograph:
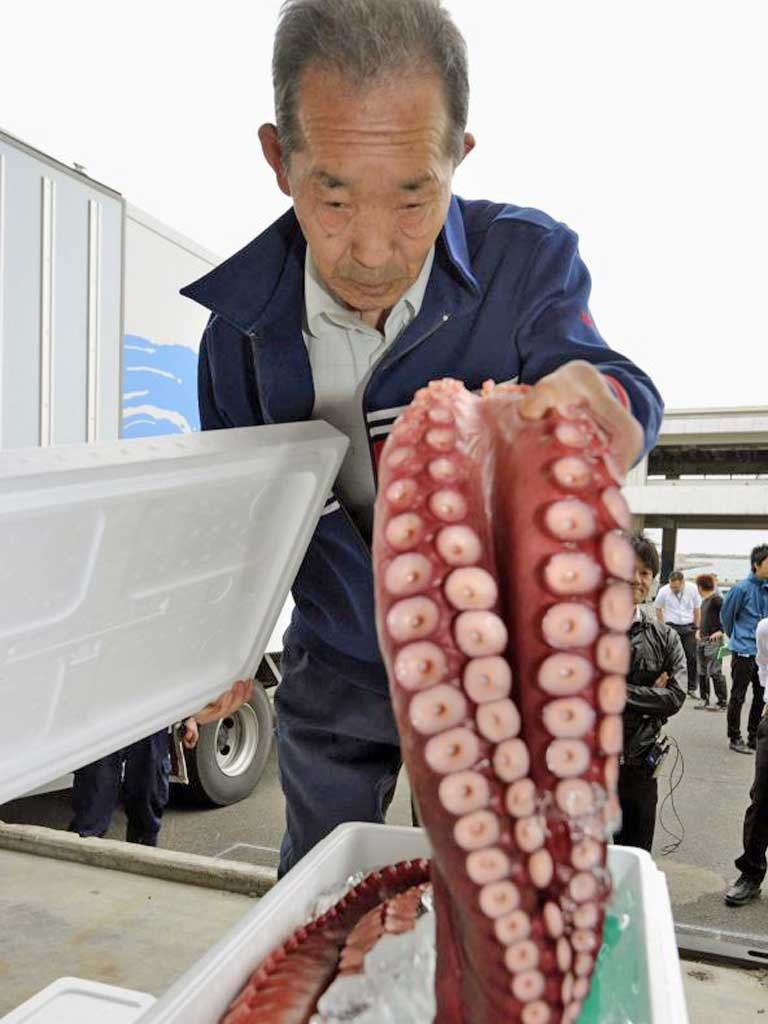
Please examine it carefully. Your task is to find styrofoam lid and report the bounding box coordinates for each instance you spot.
[0,423,346,804]
[0,977,155,1024]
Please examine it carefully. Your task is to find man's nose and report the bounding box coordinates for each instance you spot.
[350,210,395,270]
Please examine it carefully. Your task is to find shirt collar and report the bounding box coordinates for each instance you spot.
[304,246,435,339]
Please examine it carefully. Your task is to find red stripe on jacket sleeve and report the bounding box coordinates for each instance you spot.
[601,374,630,410]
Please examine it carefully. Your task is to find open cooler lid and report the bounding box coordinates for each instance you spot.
[0,423,347,804]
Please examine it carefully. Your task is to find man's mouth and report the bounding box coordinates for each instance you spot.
[348,280,397,296]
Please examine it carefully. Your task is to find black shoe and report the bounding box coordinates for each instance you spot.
[729,741,755,755]
[706,704,727,712]
[694,701,710,710]
[748,740,757,751]
[126,827,159,846]
[724,875,761,906]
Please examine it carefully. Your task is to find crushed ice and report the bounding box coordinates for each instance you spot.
[309,900,436,1024]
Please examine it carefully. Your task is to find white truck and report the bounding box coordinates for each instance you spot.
[0,127,284,805]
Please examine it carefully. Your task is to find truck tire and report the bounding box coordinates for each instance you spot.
[186,682,274,806]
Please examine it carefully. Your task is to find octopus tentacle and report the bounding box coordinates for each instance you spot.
[226,378,631,1024]
[221,860,431,1024]
[372,379,630,1024]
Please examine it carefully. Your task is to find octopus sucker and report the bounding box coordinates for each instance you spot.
[372,380,627,1022]
[232,380,629,1023]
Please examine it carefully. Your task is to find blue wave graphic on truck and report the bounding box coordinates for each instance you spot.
[122,334,200,437]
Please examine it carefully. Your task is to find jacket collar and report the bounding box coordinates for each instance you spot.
[180,196,480,337]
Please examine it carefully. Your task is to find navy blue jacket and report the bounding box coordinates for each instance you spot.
[721,573,768,655]
[182,197,663,690]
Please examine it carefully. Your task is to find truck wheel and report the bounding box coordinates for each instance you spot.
[186,683,274,806]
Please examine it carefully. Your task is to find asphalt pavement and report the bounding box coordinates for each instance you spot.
[2,677,765,943]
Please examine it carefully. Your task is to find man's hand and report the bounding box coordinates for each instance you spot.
[519,360,643,480]
[194,679,255,727]
[710,631,724,643]
[653,672,669,689]
[181,717,199,750]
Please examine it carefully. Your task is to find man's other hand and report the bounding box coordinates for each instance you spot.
[194,679,255,727]
[653,672,669,689]
[519,360,644,480]
[181,717,199,750]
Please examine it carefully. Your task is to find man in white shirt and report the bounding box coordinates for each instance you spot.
[655,570,702,697]
[724,618,768,906]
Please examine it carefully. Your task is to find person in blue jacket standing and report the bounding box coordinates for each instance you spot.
[721,545,768,754]
[182,0,664,876]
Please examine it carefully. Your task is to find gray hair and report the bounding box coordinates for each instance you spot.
[273,0,469,164]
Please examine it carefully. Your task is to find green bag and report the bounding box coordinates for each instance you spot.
[717,639,731,661]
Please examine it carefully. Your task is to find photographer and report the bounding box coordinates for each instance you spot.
[614,535,686,851]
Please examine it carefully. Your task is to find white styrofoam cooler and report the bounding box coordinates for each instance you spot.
[140,824,689,1024]
[0,422,345,1023]
[0,423,346,805]
[0,979,154,1024]
[0,424,689,1023]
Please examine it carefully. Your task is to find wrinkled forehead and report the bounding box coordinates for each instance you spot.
[293,64,454,161]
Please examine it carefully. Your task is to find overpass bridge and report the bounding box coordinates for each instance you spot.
[625,406,768,580]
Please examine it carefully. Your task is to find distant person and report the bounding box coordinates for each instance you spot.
[724,617,768,907]
[70,681,252,845]
[721,545,768,755]
[694,573,728,711]
[614,535,686,852]
[655,570,701,698]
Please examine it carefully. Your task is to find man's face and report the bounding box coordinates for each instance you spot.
[261,67,472,322]
[753,556,768,580]
[633,555,655,605]
[669,577,684,595]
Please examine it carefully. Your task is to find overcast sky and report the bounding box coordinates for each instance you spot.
[2,1,765,555]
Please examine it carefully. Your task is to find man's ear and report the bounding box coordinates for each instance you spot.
[457,131,476,166]
[258,123,292,197]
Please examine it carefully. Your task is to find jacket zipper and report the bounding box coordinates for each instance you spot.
[247,330,271,423]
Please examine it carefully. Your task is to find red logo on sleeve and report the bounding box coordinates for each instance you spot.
[580,310,594,329]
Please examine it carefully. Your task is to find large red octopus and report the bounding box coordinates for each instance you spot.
[223,379,633,1024]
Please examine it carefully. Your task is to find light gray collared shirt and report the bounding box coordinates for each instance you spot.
[302,247,435,532]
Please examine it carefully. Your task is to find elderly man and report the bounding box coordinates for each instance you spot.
[182,0,663,875]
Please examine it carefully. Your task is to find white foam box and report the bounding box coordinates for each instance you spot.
[0,426,688,1023]
[0,423,347,1023]
[141,823,690,1024]
[1,979,154,1024]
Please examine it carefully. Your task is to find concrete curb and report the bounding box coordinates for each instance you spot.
[0,822,276,897]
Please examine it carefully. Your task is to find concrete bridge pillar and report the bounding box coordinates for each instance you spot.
[660,523,678,584]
